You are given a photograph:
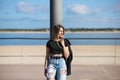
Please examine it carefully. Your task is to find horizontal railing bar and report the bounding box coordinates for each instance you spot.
[0,38,49,40]
[68,38,120,40]
[0,38,120,40]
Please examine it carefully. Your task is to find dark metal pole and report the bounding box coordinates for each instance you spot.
[50,0,62,39]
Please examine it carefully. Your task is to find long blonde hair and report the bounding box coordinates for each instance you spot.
[51,24,65,40]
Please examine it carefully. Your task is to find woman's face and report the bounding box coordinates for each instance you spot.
[58,27,64,39]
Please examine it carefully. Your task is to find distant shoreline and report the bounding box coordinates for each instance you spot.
[0,31,120,34]
[0,28,120,33]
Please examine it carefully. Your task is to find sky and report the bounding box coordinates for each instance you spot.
[0,0,120,29]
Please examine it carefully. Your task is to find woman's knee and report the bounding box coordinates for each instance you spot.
[60,69,66,75]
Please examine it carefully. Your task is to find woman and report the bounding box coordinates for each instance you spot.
[44,24,70,80]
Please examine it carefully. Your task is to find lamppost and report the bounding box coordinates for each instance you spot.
[50,0,62,39]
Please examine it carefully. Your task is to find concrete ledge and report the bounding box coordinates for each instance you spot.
[72,45,115,56]
[0,57,22,64]
[72,57,115,65]
[0,45,120,64]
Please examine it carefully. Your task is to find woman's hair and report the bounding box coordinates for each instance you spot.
[51,24,65,40]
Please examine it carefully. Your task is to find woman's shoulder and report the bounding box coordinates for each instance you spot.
[46,39,53,47]
[64,38,70,42]
[64,38,71,45]
[47,39,52,43]
[64,38,69,41]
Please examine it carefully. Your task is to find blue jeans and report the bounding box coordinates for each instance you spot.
[46,58,67,80]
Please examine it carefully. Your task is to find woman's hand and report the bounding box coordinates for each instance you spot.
[60,39,69,59]
[60,39,65,48]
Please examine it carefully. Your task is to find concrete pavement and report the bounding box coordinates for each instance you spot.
[0,64,120,80]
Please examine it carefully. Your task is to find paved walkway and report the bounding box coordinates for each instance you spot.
[0,64,120,80]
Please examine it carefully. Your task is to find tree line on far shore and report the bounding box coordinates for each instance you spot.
[0,28,120,32]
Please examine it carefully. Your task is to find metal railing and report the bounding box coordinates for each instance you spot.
[0,37,120,45]
[0,37,120,51]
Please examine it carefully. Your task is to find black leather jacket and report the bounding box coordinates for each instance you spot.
[64,39,73,76]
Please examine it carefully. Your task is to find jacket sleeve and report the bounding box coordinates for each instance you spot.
[64,39,73,76]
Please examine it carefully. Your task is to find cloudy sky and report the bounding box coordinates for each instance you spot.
[0,0,120,29]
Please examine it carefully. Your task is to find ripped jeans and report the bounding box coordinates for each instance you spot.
[46,58,67,80]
